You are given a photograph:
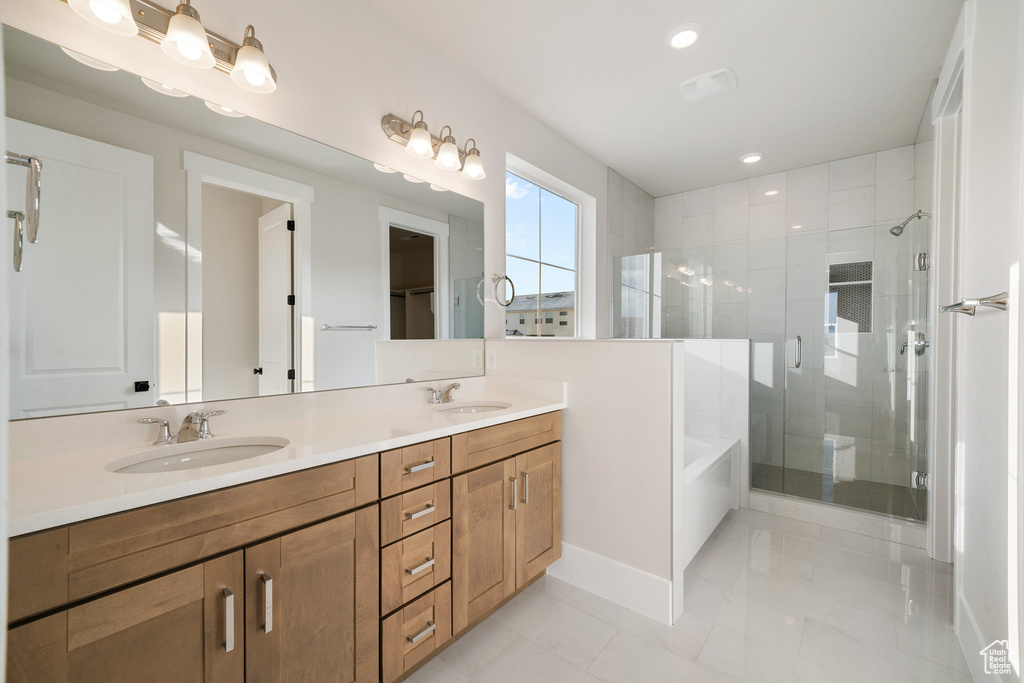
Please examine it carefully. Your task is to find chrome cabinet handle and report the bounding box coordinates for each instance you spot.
[407,621,435,645]
[261,574,273,633]
[521,472,529,504]
[223,588,235,652]
[405,504,435,520]
[8,211,24,272]
[794,336,802,368]
[942,291,1009,316]
[405,460,435,474]
[405,557,435,576]
[509,476,518,510]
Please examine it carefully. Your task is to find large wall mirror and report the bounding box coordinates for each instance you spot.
[3,26,485,420]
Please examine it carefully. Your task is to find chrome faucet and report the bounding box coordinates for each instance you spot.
[425,382,461,404]
[139,409,226,444]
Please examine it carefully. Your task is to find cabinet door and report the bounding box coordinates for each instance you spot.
[452,458,516,633]
[7,552,244,683]
[245,506,379,683]
[515,443,562,587]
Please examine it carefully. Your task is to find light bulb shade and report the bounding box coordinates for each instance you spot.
[161,5,215,68]
[406,124,434,158]
[434,138,461,170]
[68,0,138,36]
[230,28,277,94]
[460,149,486,180]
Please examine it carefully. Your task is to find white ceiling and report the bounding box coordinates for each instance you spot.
[365,0,962,197]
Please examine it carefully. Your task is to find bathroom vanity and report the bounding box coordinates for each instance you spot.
[6,406,563,683]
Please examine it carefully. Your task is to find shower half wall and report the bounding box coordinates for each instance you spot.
[613,143,934,522]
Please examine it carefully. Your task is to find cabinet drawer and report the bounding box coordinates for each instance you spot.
[381,582,452,683]
[381,481,451,547]
[381,521,451,615]
[451,411,561,474]
[8,528,69,623]
[65,454,379,603]
[381,438,451,498]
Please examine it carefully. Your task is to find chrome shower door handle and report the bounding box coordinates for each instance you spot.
[794,336,802,369]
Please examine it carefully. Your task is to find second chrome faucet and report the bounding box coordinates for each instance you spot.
[425,382,461,404]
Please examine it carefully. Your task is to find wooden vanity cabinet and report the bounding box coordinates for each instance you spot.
[7,551,244,683]
[451,441,562,634]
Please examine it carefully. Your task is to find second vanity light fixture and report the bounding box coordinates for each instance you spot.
[381,111,486,180]
[65,0,277,94]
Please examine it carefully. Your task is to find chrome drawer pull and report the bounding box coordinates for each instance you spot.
[223,588,235,652]
[407,621,436,645]
[405,460,435,474]
[405,557,435,576]
[261,574,273,633]
[509,476,518,510]
[405,504,436,520]
[521,472,529,504]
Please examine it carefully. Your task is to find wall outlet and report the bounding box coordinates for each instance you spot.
[472,350,483,369]
[486,349,498,370]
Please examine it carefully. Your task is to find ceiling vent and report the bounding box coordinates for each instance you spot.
[679,68,738,102]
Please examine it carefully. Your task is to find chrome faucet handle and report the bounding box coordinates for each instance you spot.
[138,417,172,445]
[424,387,441,404]
[195,410,227,439]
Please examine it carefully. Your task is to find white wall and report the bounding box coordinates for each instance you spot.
[1,0,611,341]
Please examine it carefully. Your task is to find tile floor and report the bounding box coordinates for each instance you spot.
[406,508,970,683]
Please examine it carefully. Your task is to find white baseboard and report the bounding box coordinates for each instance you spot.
[957,592,1008,682]
[546,542,673,625]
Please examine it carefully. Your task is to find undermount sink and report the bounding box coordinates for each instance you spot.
[434,401,512,414]
[108,436,290,474]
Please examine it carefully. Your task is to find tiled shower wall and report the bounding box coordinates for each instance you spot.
[646,143,934,489]
[607,168,655,259]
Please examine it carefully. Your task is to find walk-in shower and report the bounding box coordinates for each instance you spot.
[613,215,933,522]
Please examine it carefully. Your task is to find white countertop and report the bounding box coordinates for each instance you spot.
[9,380,566,536]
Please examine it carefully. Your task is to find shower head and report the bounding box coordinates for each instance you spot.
[889,210,932,237]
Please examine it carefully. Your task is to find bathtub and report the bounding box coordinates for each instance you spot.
[679,435,740,570]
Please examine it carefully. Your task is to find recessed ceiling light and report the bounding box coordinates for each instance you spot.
[740,152,763,164]
[373,163,397,174]
[204,101,245,117]
[765,190,779,196]
[403,174,425,184]
[666,23,703,49]
[429,184,448,192]
[61,47,119,72]
[141,77,188,97]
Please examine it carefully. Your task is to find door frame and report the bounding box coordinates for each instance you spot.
[183,151,314,402]
[927,3,967,567]
[379,207,451,341]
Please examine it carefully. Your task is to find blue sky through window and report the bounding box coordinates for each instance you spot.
[505,171,577,298]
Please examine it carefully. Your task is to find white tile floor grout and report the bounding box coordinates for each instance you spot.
[405,508,971,683]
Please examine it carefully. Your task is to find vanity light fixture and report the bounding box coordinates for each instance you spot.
[68,0,138,36]
[381,112,485,180]
[740,152,764,164]
[204,101,244,117]
[460,139,486,180]
[373,163,398,174]
[141,76,189,96]
[162,0,215,68]
[229,25,276,93]
[61,47,120,71]
[666,22,703,49]
[434,126,461,170]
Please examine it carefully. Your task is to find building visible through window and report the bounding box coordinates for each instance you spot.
[505,171,579,337]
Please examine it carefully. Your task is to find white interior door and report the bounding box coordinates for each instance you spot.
[257,202,293,396]
[5,119,154,418]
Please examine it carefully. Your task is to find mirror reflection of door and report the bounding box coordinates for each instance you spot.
[389,226,436,340]
[5,119,155,418]
[201,183,293,399]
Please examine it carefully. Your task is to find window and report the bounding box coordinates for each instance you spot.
[506,171,579,337]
